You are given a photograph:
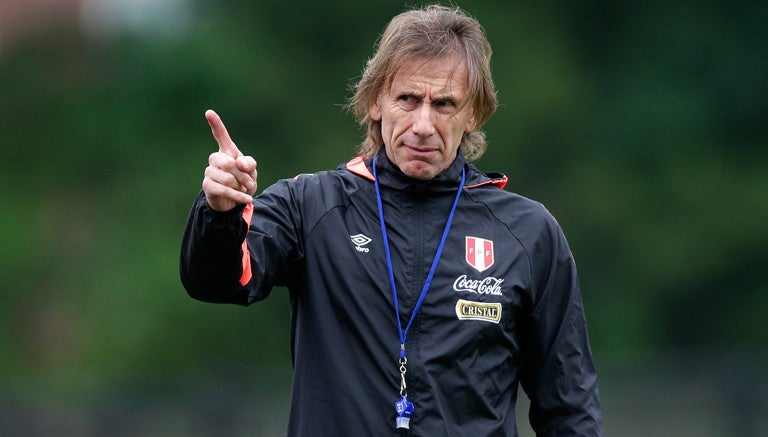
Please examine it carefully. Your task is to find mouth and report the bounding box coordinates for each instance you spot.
[403,143,439,157]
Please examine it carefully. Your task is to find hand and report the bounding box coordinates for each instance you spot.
[201,109,258,212]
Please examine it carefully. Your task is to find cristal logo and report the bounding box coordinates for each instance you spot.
[455,299,502,323]
[453,275,504,296]
[350,234,372,253]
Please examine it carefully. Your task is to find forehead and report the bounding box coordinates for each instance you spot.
[388,55,469,95]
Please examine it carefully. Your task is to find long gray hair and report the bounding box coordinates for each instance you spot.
[347,5,498,161]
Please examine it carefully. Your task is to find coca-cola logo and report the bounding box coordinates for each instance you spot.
[452,275,504,296]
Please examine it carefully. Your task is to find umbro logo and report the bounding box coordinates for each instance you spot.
[350,234,372,253]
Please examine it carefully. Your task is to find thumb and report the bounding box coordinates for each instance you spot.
[205,109,242,158]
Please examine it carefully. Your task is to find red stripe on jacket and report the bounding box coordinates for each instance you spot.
[239,202,254,286]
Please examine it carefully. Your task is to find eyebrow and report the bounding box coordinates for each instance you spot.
[395,87,461,101]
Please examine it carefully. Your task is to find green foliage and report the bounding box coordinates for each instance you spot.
[0,0,766,408]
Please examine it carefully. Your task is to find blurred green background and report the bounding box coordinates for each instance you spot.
[1,0,766,435]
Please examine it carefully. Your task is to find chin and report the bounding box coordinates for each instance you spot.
[400,163,439,180]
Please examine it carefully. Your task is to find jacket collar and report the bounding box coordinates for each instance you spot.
[345,149,508,191]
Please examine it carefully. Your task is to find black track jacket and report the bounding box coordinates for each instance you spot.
[180,150,603,436]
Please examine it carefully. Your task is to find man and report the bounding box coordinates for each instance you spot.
[180,5,602,435]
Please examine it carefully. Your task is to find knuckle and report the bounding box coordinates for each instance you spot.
[209,152,234,169]
[201,177,218,192]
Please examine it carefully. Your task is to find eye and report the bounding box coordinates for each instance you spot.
[434,98,457,113]
[397,94,419,110]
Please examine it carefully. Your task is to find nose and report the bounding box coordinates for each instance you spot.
[411,104,435,137]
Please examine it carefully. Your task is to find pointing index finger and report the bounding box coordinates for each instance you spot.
[205,109,242,158]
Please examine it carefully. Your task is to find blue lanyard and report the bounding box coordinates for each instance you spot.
[372,155,465,360]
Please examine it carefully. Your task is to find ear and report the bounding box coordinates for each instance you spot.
[369,97,382,122]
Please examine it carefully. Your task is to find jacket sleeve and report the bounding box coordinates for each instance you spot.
[179,183,303,306]
[519,213,603,436]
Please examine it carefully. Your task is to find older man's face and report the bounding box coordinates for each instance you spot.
[369,55,476,180]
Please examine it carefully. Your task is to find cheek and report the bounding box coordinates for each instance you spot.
[381,113,405,139]
[379,118,399,150]
[452,116,472,137]
[380,118,393,141]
